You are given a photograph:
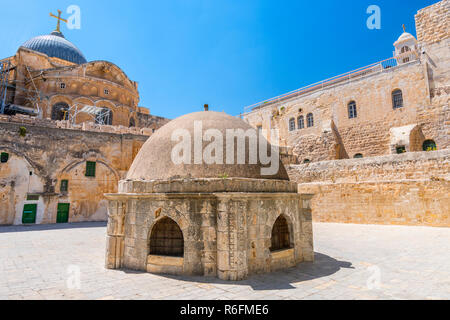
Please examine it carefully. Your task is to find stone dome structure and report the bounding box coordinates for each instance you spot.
[127,111,289,181]
[105,111,314,281]
[21,31,87,64]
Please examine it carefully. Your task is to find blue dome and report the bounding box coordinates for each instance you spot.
[21,31,87,64]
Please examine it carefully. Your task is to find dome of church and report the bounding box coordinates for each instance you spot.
[127,111,289,181]
[394,32,416,45]
[21,31,87,64]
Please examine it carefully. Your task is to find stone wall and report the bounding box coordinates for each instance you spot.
[287,150,450,227]
[136,112,171,132]
[415,0,449,45]
[0,114,167,136]
[105,190,314,280]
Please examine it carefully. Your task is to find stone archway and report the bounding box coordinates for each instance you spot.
[149,217,184,257]
[270,215,291,252]
[423,140,437,151]
[51,102,70,120]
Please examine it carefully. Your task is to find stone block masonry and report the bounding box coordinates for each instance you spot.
[288,150,450,227]
[415,0,449,45]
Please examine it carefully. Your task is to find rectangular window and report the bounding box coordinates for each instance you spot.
[348,102,357,119]
[26,194,40,201]
[392,91,404,109]
[60,180,69,192]
[1,152,9,163]
[85,161,96,177]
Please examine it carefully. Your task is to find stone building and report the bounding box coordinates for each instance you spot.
[0,16,169,225]
[243,0,449,227]
[243,1,448,163]
[105,111,314,280]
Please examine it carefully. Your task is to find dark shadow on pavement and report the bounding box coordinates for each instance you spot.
[0,221,107,233]
[150,252,354,290]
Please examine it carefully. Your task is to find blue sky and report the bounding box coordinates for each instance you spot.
[0,0,438,119]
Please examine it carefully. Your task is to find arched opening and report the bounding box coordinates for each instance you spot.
[401,46,411,53]
[149,217,184,257]
[307,113,314,127]
[51,103,69,120]
[129,117,136,127]
[423,140,437,151]
[348,101,357,119]
[303,159,310,164]
[270,215,291,252]
[354,153,363,159]
[392,89,404,109]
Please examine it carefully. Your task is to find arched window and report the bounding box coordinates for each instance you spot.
[51,103,69,120]
[129,117,136,127]
[354,153,363,159]
[289,118,295,131]
[423,140,437,151]
[95,108,113,125]
[297,116,304,129]
[270,215,291,252]
[303,159,310,164]
[307,113,314,127]
[348,101,357,119]
[149,217,184,257]
[400,46,410,53]
[392,90,404,109]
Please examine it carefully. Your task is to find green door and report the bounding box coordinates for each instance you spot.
[57,203,70,223]
[22,204,37,224]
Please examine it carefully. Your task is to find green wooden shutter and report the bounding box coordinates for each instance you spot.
[85,161,96,177]
[1,152,9,163]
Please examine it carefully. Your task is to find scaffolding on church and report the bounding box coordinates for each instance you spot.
[0,60,13,114]
[66,104,113,126]
[0,59,41,116]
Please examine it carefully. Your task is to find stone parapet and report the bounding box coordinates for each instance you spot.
[287,149,450,184]
[117,178,298,194]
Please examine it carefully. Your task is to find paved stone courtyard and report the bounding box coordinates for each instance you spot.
[0,222,449,300]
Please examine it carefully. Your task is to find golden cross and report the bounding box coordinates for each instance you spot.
[49,10,67,33]
[402,24,406,32]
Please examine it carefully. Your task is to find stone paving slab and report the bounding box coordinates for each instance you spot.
[0,222,449,300]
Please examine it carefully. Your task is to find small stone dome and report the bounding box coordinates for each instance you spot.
[394,32,416,46]
[127,111,289,181]
[21,31,87,65]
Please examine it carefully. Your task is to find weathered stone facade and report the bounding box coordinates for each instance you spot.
[106,183,314,280]
[0,117,152,225]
